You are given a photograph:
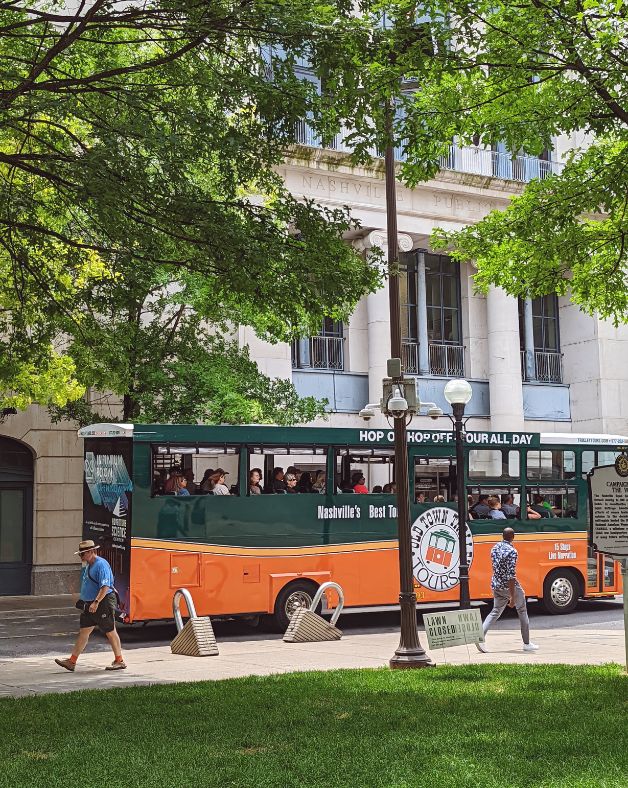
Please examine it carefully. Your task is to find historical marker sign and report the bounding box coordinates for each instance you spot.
[423,609,484,650]
[589,463,628,558]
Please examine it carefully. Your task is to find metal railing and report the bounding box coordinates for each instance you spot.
[401,341,419,374]
[520,350,563,383]
[429,343,465,377]
[292,335,344,371]
[401,342,464,377]
[294,125,564,183]
[294,121,380,157]
[439,145,561,182]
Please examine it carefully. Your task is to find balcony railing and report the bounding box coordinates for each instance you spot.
[520,350,563,383]
[402,341,419,374]
[438,145,560,182]
[294,123,563,183]
[429,343,465,377]
[292,335,344,371]
[401,341,465,377]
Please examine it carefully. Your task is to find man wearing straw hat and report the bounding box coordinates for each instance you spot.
[55,539,127,672]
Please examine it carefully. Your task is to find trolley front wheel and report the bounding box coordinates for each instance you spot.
[541,569,580,614]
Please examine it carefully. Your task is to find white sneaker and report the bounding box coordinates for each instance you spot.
[475,641,489,653]
[523,642,539,652]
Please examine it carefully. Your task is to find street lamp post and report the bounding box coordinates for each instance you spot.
[383,102,434,669]
[444,378,473,610]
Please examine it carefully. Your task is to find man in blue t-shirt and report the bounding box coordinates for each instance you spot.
[55,540,127,672]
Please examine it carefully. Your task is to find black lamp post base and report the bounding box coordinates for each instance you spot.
[389,649,435,669]
[389,592,435,669]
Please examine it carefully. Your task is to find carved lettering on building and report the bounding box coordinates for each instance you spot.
[301,175,402,202]
[433,194,499,215]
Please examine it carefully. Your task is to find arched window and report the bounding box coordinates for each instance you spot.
[0,437,33,474]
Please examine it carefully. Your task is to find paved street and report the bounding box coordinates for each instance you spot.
[0,595,624,697]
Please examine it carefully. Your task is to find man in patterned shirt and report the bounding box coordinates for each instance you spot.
[476,527,539,653]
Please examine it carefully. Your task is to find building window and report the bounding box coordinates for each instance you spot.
[518,295,562,383]
[400,252,464,376]
[292,319,344,371]
[426,254,462,346]
[531,295,560,353]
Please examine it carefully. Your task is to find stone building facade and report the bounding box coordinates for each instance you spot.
[1,134,627,595]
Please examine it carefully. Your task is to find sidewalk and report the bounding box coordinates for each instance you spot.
[0,623,624,698]
[0,593,73,612]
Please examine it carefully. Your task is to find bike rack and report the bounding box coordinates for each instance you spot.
[170,587,219,657]
[283,581,344,643]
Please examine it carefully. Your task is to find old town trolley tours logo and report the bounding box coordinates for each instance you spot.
[411,507,474,592]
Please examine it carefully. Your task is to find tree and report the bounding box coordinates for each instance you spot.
[317,1,628,322]
[0,0,378,415]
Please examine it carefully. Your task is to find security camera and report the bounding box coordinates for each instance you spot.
[359,407,376,421]
[427,406,443,420]
[387,387,408,417]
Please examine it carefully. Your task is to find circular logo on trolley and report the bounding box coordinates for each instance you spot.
[411,507,473,592]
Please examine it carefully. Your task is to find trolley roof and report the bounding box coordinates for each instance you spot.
[78,423,628,448]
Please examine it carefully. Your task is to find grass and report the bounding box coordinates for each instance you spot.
[0,665,626,787]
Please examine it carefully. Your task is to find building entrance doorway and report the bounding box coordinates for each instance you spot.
[0,438,33,595]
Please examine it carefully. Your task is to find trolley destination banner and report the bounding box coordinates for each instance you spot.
[588,461,628,558]
[358,430,540,447]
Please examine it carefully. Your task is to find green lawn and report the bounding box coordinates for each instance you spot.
[0,665,626,787]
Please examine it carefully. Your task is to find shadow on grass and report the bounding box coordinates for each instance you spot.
[0,664,625,788]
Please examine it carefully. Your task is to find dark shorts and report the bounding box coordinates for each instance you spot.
[79,593,116,634]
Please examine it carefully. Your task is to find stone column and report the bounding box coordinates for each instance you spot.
[356,231,414,405]
[416,251,430,375]
[523,298,536,381]
[486,286,525,432]
[296,337,311,369]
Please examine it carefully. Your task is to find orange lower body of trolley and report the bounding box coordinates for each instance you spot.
[124,531,621,628]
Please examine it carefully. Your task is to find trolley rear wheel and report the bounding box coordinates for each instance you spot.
[272,580,320,632]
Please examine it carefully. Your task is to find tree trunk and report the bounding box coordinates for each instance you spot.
[122,393,140,422]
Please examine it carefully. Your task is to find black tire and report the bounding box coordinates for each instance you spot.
[272,580,320,632]
[541,569,581,614]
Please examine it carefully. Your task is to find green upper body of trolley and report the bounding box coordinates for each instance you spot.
[87,423,627,549]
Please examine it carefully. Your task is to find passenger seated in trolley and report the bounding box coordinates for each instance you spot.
[487,495,506,519]
[529,493,553,518]
[500,494,519,519]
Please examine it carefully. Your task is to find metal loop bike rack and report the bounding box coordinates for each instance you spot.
[170,587,219,657]
[283,581,345,642]
[173,587,198,633]
[311,581,345,626]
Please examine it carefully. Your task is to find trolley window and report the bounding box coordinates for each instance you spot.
[152,444,240,496]
[467,486,522,520]
[581,450,621,479]
[527,450,575,480]
[414,456,456,502]
[334,447,395,494]
[247,445,327,495]
[468,450,520,480]
[525,486,578,519]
